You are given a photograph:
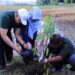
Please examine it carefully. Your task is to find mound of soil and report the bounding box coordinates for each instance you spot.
[1,61,41,75]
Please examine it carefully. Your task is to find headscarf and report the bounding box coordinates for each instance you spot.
[28,6,42,39]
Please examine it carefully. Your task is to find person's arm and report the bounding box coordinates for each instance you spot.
[47,55,63,63]
[15,28,25,46]
[44,44,68,63]
[15,28,31,49]
[48,44,70,63]
[43,43,63,63]
[0,28,21,53]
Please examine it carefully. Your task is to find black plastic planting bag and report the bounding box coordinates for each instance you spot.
[20,49,33,64]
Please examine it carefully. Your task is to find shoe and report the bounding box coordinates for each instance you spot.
[70,67,75,71]
[6,60,13,66]
[50,66,66,73]
[0,66,6,72]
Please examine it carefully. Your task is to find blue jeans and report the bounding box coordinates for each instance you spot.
[69,54,75,66]
[51,54,75,70]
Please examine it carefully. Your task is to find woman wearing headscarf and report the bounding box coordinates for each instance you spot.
[28,6,42,47]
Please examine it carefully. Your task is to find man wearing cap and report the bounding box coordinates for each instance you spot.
[0,9,28,71]
[40,34,75,71]
[15,6,42,64]
[15,6,42,52]
[15,9,33,65]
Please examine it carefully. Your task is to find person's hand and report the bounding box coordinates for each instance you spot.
[27,42,32,49]
[23,43,28,49]
[15,46,22,54]
[23,42,32,49]
[39,59,44,64]
[43,58,48,64]
[39,58,48,64]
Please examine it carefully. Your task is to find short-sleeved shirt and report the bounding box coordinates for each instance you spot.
[45,37,75,59]
[0,10,15,47]
[0,10,22,37]
[0,10,15,29]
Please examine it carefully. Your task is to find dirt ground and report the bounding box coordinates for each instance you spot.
[1,62,41,75]
[54,15,75,46]
[0,61,75,75]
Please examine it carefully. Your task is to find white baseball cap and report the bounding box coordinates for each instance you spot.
[18,8,29,25]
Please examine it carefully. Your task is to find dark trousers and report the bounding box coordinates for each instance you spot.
[51,54,75,70]
[51,61,66,70]
[0,38,13,67]
[50,55,68,70]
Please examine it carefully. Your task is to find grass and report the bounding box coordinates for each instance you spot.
[0,4,75,17]
[0,3,75,10]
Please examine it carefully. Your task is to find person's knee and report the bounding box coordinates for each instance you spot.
[69,54,75,66]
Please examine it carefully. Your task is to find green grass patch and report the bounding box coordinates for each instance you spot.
[0,3,75,10]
